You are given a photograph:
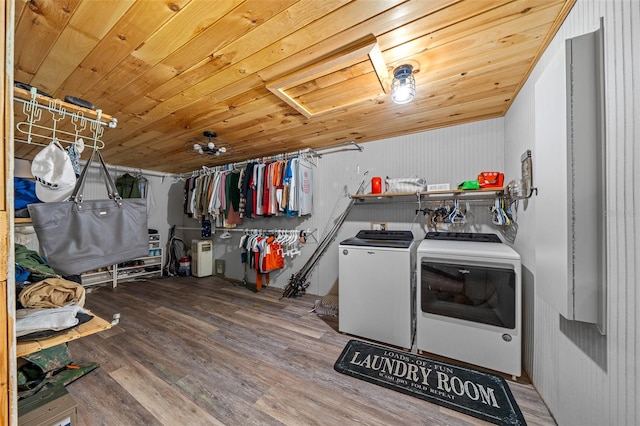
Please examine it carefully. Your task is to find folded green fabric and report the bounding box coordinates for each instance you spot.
[18,344,74,398]
[18,350,99,400]
[20,344,72,377]
[458,180,480,190]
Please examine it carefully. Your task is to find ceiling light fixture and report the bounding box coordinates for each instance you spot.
[184,131,234,157]
[391,64,416,104]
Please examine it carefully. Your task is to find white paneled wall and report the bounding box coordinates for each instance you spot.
[309,119,506,296]
[505,0,639,424]
[278,119,504,295]
[199,118,505,296]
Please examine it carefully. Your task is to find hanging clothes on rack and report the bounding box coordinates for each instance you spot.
[181,169,243,227]
[238,165,247,218]
[66,142,81,176]
[116,173,142,198]
[225,171,242,225]
[248,156,314,217]
[241,162,256,218]
[298,158,313,216]
[284,158,299,216]
[255,163,265,216]
[138,173,149,198]
[183,177,192,217]
[239,229,293,291]
[180,154,314,223]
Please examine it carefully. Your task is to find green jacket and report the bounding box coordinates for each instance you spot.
[116,173,141,198]
[15,243,59,281]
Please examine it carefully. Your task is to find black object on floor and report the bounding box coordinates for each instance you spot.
[334,340,526,425]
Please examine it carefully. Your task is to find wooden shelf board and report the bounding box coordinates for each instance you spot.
[16,312,112,357]
[82,269,114,276]
[351,187,506,199]
[13,87,114,123]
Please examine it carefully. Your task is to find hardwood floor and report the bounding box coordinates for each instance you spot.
[66,276,556,425]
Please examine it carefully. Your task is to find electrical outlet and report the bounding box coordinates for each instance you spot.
[371,222,387,231]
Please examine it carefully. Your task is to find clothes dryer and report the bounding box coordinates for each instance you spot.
[416,232,522,377]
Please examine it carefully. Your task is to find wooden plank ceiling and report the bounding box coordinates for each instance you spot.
[13,0,575,174]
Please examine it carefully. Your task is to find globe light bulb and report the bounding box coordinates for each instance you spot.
[391,64,416,105]
[193,143,201,150]
[393,81,413,103]
[207,142,215,150]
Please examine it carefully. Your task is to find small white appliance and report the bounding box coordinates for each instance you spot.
[191,240,213,277]
[416,232,522,377]
[339,230,418,349]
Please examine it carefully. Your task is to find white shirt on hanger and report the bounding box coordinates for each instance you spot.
[298,158,313,216]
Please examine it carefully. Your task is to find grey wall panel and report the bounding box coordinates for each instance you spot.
[504,0,639,424]
[533,25,605,327]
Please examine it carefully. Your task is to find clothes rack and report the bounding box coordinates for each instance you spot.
[237,227,318,243]
[86,162,171,180]
[174,226,318,242]
[180,148,318,179]
[180,141,363,179]
[314,141,363,157]
[182,156,314,220]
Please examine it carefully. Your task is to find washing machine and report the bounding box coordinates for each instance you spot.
[416,232,522,377]
[338,230,418,349]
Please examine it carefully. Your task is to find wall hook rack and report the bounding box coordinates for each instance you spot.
[13,86,117,153]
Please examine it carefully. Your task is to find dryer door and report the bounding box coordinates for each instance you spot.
[420,261,516,329]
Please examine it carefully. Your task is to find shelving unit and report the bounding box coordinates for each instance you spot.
[81,233,163,287]
[351,187,507,202]
[351,187,517,231]
[16,313,112,357]
[10,85,119,410]
[80,267,116,288]
[117,233,163,284]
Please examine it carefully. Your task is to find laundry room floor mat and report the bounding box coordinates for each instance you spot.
[334,340,526,425]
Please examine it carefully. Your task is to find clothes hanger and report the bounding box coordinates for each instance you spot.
[448,199,466,224]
